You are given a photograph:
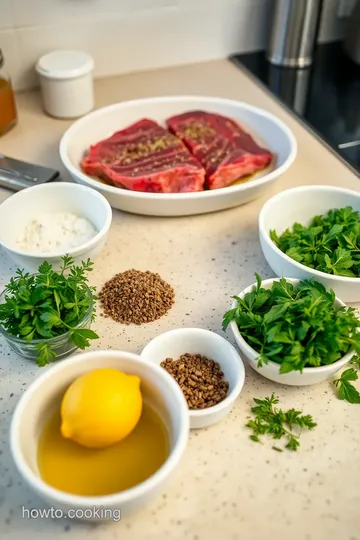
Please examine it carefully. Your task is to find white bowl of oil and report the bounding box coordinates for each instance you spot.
[10,350,189,520]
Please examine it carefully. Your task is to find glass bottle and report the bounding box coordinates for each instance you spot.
[0,48,17,135]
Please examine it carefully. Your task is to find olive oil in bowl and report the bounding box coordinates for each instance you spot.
[37,402,169,496]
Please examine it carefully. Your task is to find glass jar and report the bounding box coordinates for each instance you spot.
[0,284,95,363]
[0,48,17,135]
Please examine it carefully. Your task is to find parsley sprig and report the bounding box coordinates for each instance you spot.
[270,206,360,277]
[333,356,360,404]
[0,255,99,367]
[223,274,360,374]
[247,394,317,451]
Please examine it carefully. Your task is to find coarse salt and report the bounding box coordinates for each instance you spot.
[17,212,97,253]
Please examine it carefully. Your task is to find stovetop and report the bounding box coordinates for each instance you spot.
[231,41,360,176]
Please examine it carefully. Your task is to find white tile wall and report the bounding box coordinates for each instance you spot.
[0,0,349,91]
[11,0,178,27]
[0,29,21,80]
[0,0,13,29]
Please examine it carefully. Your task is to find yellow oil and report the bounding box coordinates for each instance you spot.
[37,402,169,497]
[231,174,254,185]
[0,78,17,135]
[230,162,274,186]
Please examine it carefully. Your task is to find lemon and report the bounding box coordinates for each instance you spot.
[60,368,143,448]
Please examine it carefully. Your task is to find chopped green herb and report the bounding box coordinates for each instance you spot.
[0,255,99,367]
[270,206,360,277]
[246,394,316,451]
[223,274,360,373]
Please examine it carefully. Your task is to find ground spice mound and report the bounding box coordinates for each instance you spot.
[161,353,229,409]
[99,269,175,325]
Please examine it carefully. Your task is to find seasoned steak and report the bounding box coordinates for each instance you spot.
[81,118,205,193]
[167,111,273,189]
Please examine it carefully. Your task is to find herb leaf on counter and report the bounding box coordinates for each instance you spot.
[333,361,360,404]
[270,206,360,277]
[0,256,98,367]
[223,275,360,373]
[350,355,360,369]
[246,394,316,451]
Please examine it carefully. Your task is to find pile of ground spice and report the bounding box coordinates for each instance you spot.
[161,353,229,409]
[99,269,175,325]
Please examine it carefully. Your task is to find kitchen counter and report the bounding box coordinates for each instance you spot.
[1,60,360,540]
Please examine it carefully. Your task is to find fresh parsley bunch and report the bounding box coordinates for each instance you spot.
[223,274,360,374]
[270,206,360,277]
[0,255,99,367]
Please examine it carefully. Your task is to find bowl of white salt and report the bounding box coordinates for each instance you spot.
[0,182,112,271]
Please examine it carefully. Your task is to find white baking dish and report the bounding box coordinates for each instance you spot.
[59,96,297,216]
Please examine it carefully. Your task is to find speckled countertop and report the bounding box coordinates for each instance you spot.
[1,60,360,540]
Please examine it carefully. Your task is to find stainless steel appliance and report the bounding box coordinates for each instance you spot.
[267,0,323,67]
[231,41,360,176]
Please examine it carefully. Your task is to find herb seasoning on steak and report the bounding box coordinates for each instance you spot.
[167,111,273,189]
[81,118,205,193]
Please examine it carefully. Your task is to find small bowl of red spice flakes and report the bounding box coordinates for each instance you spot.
[141,328,245,429]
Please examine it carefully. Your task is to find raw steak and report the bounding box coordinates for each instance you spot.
[167,111,273,190]
[81,118,205,193]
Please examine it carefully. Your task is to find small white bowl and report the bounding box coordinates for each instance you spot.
[141,328,245,429]
[10,350,189,519]
[259,185,360,302]
[229,277,354,386]
[0,182,112,272]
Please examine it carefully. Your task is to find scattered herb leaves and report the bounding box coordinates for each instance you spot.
[270,206,360,277]
[246,394,316,451]
[333,356,360,404]
[223,274,360,373]
[0,255,98,367]
[350,354,360,369]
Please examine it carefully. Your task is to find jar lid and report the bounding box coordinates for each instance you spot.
[36,50,94,80]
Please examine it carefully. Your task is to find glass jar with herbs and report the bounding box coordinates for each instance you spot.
[0,48,17,135]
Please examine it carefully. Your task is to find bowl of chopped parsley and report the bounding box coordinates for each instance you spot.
[0,256,99,367]
[259,185,360,302]
[223,275,360,385]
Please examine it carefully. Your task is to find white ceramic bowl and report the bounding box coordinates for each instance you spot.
[0,182,112,272]
[141,328,245,429]
[60,95,297,216]
[259,185,360,303]
[10,350,189,520]
[229,277,354,386]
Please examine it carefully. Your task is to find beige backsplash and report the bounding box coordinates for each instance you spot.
[0,0,350,92]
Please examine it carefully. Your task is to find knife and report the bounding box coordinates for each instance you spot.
[0,154,60,191]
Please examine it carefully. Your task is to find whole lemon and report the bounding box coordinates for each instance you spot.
[60,368,143,448]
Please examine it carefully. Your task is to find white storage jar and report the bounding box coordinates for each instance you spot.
[36,50,94,119]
